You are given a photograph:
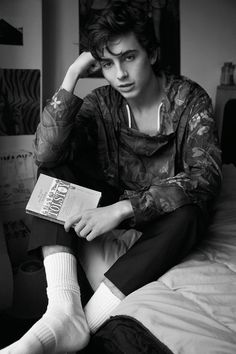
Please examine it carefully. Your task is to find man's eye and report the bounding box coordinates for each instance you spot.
[125,55,135,62]
[102,61,112,69]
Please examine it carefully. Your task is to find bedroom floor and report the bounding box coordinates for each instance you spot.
[0,312,36,349]
[0,312,97,353]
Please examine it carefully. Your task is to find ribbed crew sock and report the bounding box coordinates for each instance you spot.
[84,281,121,333]
[2,252,90,354]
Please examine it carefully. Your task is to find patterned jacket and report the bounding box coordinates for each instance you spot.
[34,73,222,226]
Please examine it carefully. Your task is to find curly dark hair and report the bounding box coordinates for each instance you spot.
[87,1,159,62]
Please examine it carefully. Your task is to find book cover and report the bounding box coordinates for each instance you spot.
[26,173,101,225]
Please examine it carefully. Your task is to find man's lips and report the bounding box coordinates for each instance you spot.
[118,83,134,88]
[118,83,135,91]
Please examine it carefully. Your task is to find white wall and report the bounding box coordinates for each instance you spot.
[43,0,79,101]
[0,0,42,70]
[42,0,107,103]
[180,0,236,106]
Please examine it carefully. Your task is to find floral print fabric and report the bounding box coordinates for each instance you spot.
[34,73,222,226]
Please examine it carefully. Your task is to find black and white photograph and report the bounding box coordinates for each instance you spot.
[79,0,180,77]
[0,1,236,353]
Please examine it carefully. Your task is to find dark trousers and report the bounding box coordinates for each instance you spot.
[28,165,207,300]
[105,204,205,295]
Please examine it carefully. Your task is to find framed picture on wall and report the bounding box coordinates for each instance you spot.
[78,0,180,78]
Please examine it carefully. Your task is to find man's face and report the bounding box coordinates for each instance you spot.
[100,32,155,100]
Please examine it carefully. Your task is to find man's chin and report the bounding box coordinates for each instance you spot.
[119,89,138,99]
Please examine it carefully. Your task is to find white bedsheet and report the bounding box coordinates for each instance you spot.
[111,164,236,354]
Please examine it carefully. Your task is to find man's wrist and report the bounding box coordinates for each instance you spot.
[61,65,81,93]
[115,200,134,222]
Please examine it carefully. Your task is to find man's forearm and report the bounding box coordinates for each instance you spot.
[61,65,81,93]
[61,51,98,93]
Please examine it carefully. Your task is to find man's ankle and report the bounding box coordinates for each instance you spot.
[103,277,125,300]
[42,245,74,258]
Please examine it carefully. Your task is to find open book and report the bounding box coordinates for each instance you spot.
[26,174,101,225]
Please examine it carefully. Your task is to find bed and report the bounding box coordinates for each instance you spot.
[83,163,236,353]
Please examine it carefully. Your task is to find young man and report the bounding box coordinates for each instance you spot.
[3,2,222,354]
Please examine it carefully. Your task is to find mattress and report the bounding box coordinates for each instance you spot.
[97,164,236,354]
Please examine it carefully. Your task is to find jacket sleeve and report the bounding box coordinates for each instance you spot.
[33,88,97,168]
[120,93,222,226]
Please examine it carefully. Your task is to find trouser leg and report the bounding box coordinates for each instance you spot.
[104,205,206,296]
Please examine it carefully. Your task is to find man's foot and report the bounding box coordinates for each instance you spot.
[1,252,90,354]
[1,294,90,354]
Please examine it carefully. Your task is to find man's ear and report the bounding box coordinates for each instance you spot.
[150,49,158,65]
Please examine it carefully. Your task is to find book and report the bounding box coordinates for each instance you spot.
[25,173,102,226]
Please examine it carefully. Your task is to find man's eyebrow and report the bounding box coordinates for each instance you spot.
[99,57,112,62]
[100,49,138,60]
[120,49,138,57]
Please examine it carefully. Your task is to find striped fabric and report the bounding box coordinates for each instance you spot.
[0,68,40,135]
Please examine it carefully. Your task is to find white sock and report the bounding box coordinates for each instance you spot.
[84,282,121,333]
[2,252,90,354]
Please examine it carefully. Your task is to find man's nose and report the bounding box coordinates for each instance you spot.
[116,64,128,80]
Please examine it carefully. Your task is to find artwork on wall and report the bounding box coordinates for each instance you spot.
[0,68,40,262]
[0,68,40,135]
[0,135,37,266]
[0,18,23,45]
[78,0,180,78]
